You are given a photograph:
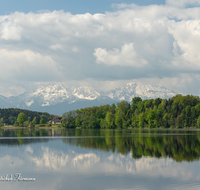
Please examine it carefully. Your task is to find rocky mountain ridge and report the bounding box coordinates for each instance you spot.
[0,82,177,115]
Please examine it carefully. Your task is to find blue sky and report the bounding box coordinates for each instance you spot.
[0,0,200,96]
[0,0,166,15]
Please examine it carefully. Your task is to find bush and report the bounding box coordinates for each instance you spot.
[23,121,29,127]
[29,121,35,127]
[14,121,19,126]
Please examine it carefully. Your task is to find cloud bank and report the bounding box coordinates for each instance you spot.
[1,1,200,95]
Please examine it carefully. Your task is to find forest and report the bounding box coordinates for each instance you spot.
[1,94,200,128]
[0,108,54,126]
[61,94,200,129]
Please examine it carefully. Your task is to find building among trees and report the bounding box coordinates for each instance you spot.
[52,117,62,124]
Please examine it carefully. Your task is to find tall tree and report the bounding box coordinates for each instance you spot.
[40,115,47,124]
[17,112,28,126]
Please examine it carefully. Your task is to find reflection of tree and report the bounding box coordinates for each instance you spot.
[0,129,50,145]
[132,132,200,162]
[1,129,200,162]
[62,129,200,162]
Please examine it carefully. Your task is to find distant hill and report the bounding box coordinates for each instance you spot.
[0,108,55,125]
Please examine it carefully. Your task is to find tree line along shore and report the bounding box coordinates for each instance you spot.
[1,94,200,129]
[0,108,54,127]
[61,94,200,129]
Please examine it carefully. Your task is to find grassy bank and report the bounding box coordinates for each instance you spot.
[1,124,63,129]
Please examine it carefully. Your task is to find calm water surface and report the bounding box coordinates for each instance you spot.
[0,129,200,190]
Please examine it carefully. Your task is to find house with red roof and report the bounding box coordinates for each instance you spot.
[52,117,62,124]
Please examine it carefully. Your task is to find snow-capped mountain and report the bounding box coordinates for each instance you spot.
[18,84,101,107]
[105,82,176,101]
[0,82,177,115]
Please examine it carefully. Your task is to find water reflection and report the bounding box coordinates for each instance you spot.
[0,129,200,189]
[0,129,200,162]
[0,137,200,190]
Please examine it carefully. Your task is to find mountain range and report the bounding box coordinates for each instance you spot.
[0,82,177,116]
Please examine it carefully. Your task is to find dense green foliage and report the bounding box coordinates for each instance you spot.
[1,94,200,128]
[15,112,28,126]
[40,115,47,124]
[0,108,54,125]
[62,95,200,129]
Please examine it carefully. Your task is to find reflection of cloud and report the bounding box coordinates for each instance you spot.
[134,156,173,172]
[30,146,174,173]
[106,154,200,181]
[32,147,69,171]
[28,146,200,183]
[25,146,33,154]
[29,146,176,175]
[73,153,100,169]
[30,147,100,171]
[106,153,171,173]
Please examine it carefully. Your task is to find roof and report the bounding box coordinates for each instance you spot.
[52,117,62,121]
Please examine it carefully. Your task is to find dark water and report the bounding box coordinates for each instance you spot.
[0,129,200,190]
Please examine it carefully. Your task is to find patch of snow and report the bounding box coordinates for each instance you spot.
[41,102,50,107]
[26,100,34,107]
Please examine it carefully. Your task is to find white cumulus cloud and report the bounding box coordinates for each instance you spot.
[0,49,62,81]
[0,19,22,40]
[1,3,200,94]
[94,43,148,67]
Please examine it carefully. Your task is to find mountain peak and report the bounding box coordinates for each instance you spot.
[0,82,177,115]
[105,82,176,101]
[73,86,100,100]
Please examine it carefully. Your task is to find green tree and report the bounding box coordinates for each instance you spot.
[29,121,35,127]
[154,98,162,107]
[115,110,124,128]
[23,121,29,127]
[138,113,145,128]
[100,118,107,129]
[162,113,169,128]
[75,115,82,127]
[0,117,4,127]
[17,112,28,127]
[110,103,116,114]
[32,116,37,125]
[197,116,200,127]
[132,97,142,105]
[62,110,76,128]
[40,115,46,124]
[176,114,183,128]
[61,117,68,128]
[105,112,115,128]
[14,121,19,126]
[36,115,41,124]
[146,109,155,128]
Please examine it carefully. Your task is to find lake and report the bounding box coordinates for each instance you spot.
[0,128,200,190]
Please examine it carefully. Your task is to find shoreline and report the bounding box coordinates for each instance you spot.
[1,126,200,130]
[0,125,64,129]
